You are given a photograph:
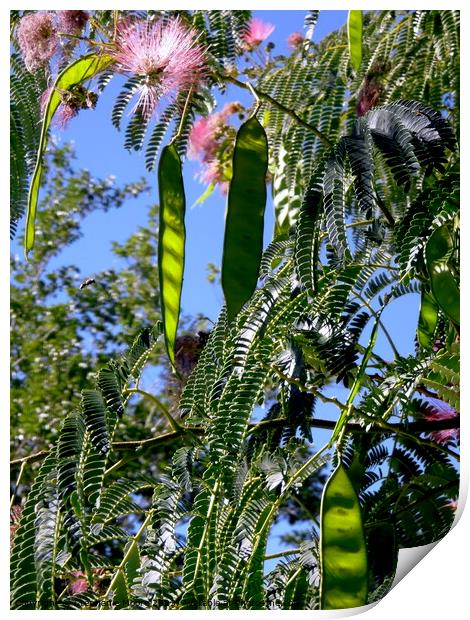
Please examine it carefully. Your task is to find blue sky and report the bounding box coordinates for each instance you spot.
[13,8,421,444]
[39,11,348,318]
[20,9,418,365]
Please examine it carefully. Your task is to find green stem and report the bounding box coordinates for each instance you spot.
[376,195,396,227]
[57,32,106,47]
[104,511,153,600]
[264,548,301,561]
[170,87,193,144]
[354,292,401,359]
[124,388,181,433]
[292,493,320,526]
[245,442,331,575]
[366,479,458,529]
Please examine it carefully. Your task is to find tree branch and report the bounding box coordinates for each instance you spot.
[10,416,459,468]
[264,548,301,560]
[219,74,334,148]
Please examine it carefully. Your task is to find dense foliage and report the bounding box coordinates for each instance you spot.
[10,9,459,610]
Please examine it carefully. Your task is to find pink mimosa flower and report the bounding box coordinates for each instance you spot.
[40,86,77,127]
[111,17,206,119]
[219,101,242,121]
[287,32,304,48]
[200,160,223,185]
[188,117,218,161]
[446,499,458,512]
[57,10,89,35]
[69,571,88,594]
[57,103,79,128]
[189,102,241,161]
[16,12,58,72]
[423,399,459,446]
[244,18,275,48]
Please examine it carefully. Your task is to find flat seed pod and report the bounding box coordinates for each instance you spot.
[348,11,363,72]
[320,463,368,609]
[417,289,440,348]
[222,116,268,323]
[158,144,186,368]
[425,224,459,326]
[25,53,113,255]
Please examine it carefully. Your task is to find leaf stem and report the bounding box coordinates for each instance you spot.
[171,87,193,144]
[219,73,333,148]
[124,387,181,433]
[264,548,301,560]
[354,291,401,359]
[104,511,153,600]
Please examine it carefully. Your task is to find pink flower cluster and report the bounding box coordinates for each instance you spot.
[111,17,206,119]
[57,10,89,35]
[188,102,242,189]
[16,10,90,72]
[287,32,304,49]
[16,12,58,72]
[243,18,275,49]
[423,399,459,446]
[40,83,97,128]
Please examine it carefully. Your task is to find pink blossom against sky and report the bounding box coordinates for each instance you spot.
[16,11,58,72]
[244,17,275,47]
[423,398,459,446]
[287,31,304,48]
[111,17,206,119]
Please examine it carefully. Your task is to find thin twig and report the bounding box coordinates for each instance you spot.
[103,511,153,601]
[10,414,459,468]
[265,547,301,560]
[170,87,193,144]
[354,291,401,359]
[124,388,181,432]
[10,450,49,467]
[220,73,333,148]
[10,461,26,508]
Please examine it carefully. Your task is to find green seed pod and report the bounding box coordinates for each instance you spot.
[425,224,459,326]
[158,144,186,369]
[222,115,268,323]
[320,463,368,609]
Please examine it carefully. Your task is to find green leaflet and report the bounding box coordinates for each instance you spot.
[417,289,439,348]
[347,11,363,71]
[192,181,215,207]
[272,141,302,237]
[294,186,322,294]
[222,116,268,323]
[158,144,186,368]
[320,463,368,610]
[25,53,113,255]
[329,309,382,445]
[425,224,459,325]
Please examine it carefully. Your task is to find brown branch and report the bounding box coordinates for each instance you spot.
[10,450,49,467]
[112,426,204,450]
[248,415,460,435]
[10,416,459,469]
